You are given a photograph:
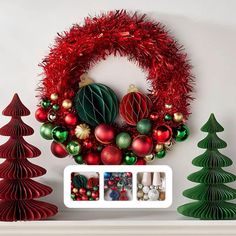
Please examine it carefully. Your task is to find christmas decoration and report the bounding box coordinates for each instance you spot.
[71,172,99,201]
[131,135,153,157]
[0,94,57,221]
[94,124,115,144]
[116,132,132,149]
[124,152,137,165]
[66,141,81,155]
[104,172,132,201]
[75,124,91,139]
[153,125,172,143]
[83,152,101,165]
[136,119,152,134]
[120,85,152,126]
[37,10,193,163]
[40,123,54,140]
[178,114,236,220]
[101,146,122,165]
[74,81,119,127]
[137,172,165,201]
[51,141,68,158]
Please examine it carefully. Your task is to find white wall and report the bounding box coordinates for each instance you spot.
[0,0,236,215]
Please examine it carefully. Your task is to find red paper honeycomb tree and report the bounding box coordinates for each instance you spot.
[0,94,58,221]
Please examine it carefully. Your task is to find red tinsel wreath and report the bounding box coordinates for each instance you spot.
[36,10,193,165]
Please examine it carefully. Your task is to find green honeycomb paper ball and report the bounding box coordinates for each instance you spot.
[74,83,119,127]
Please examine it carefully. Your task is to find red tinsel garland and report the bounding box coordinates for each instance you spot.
[38,10,193,163]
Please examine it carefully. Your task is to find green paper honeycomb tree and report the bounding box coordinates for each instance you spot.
[178,113,236,220]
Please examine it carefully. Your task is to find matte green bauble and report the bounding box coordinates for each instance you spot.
[40,123,55,140]
[155,149,166,159]
[73,154,84,164]
[52,126,69,143]
[66,141,81,155]
[116,132,132,149]
[173,124,189,142]
[137,119,152,134]
[74,83,119,126]
[124,152,137,165]
[86,190,92,197]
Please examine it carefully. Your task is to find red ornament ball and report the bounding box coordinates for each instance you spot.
[135,159,146,165]
[153,125,172,143]
[119,90,152,126]
[91,191,99,199]
[35,107,48,122]
[64,113,78,126]
[101,145,122,165]
[79,188,87,195]
[83,152,101,165]
[131,135,153,157]
[51,141,68,158]
[95,124,115,144]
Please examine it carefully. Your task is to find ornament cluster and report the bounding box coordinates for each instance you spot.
[36,77,189,165]
[71,173,99,201]
[104,172,132,201]
[137,172,165,201]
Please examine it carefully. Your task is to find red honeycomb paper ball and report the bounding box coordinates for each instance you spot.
[119,91,152,126]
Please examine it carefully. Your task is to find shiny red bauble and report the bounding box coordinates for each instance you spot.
[119,91,152,126]
[135,159,147,165]
[51,141,68,158]
[153,125,172,143]
[131,135,153,157]
[94,124,115,144]
[79,188,87,195]
[64,113,78,126]
[83,152,101,165]
[35,107,48,122]
[91,191,99,199]
[83,139,93,149]
[101,145,122,165]
[81,195,89,201]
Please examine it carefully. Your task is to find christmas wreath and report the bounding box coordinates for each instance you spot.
[36,10,193,165]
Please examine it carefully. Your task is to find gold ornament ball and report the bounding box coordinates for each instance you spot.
[164,141,173,150]
[165,104,173,109]
[50,93,59,101]
[173,112,184,122]
[144,154,155,162]
[159,191,165,201]
[75,124,91,139]
[72,188,78,193]
[155,144,164,152]
[137,190,144,199]
[62,99,72,109]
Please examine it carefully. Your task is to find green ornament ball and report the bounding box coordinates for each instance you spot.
[173,124,189,142]
[164,114,172,121]
[66,141,81,155]
[89,197,94,201]
[137,119,152,134]
[155,149,166,159]
[71,193,76,200]
[93,186,99,191]
[116,132,132,149]
[41,99,51,109]
[86,190,92,197]
[52,126,69,143]
[124,153,137,165]
[74,155,84,164]
[74,83,119,127]
[40,123,55,140]
[52,104,60,111]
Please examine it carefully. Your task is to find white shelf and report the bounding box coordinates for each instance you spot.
[0,211,235,236]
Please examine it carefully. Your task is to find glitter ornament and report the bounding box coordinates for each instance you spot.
[75,124,91,140]
[101,146,122,165]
